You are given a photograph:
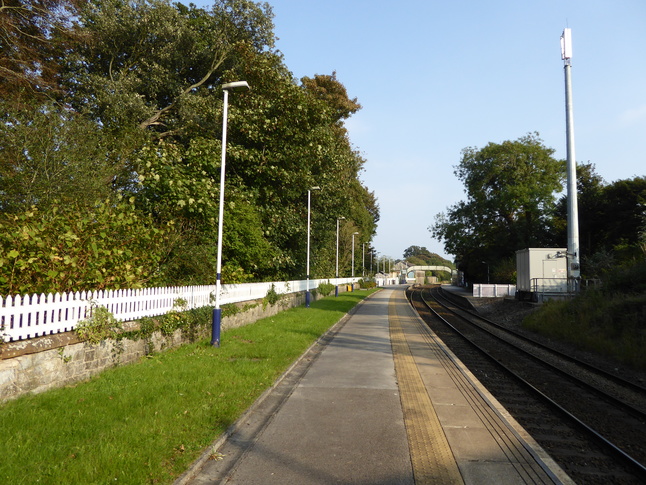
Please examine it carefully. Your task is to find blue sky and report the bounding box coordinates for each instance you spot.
[195,0,646,262]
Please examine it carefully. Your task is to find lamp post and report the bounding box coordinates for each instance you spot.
[306,186,320,307]
[212,80,249,347]
[335,217,345,297]
[351,232,359,280]
[362,242,366,277]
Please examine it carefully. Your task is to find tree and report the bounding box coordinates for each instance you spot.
[0,100,115,213]
[0,0,80,99]
[63,0,275,138]
[67,0,378,282]
[403,245,431,259]
[431,133,564,283]
[301,72,361,123]
[553,168,646,273]
[0,0,380,291]
[596,177,646,261]
[216,46,378,280]
[552,163,605,262]
[53,0,282,282]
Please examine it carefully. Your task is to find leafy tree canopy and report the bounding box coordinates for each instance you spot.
[431,133,564,283]
[0,100,114,213]
[403,245,429,259]
[553,167,646,274]
[0,0,81,99]
[0,0,380,293]
[403,246,454,268]
[301,72,362,123]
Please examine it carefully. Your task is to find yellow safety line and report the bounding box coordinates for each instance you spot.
[389,292,464,485]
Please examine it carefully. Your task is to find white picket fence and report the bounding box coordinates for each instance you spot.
[0,278,356,343]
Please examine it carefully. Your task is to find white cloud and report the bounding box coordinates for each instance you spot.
[619,104,646,126]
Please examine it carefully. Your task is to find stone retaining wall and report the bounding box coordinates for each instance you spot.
[0,288,340,403]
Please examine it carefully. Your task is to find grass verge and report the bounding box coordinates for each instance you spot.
[523,289,646,371]
[0,290,377,484]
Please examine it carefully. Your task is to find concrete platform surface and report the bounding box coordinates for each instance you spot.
[176,286,572,485]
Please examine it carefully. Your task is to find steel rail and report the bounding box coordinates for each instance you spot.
[437,286,646,396]
[432,288,646,420]
[408,286,646,481]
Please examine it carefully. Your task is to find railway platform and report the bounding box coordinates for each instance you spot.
[177,286,572,485]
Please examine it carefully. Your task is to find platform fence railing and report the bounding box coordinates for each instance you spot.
[1,277,358,343]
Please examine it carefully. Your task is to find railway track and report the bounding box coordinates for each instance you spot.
[407,285,646,484]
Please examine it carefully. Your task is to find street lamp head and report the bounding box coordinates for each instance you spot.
[222,80,250,91]
[338,216,345,221]
[353,232,359,235]
[310,186,321,191]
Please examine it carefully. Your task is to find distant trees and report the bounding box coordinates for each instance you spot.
[402,245,451,266]
[553,168,646,278]
[431,134,646,284]
[402,245,454,281]
[402,245,425,259]
[430,133,564,283]
[0,0,378,295]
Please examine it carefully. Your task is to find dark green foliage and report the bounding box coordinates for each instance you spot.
[0,0,380,293]
[0,200,171,295]
[602,259,646,294]
[553,165,646,274]
[0,101,116,213]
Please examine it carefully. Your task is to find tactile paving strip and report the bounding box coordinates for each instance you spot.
[390,289,568,485]
[389,292,465,485]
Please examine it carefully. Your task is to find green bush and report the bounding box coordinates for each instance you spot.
[358,279,376,289]
[263,284,281,307]
[0,200,171,295]
[602,259,646,294]
[317,281,334,297]
[74,304,122,345]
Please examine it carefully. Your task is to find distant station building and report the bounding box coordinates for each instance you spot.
[392,261,410,284]
[375,272,399,286]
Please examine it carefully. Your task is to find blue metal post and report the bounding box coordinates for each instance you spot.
[211,306,221,347]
